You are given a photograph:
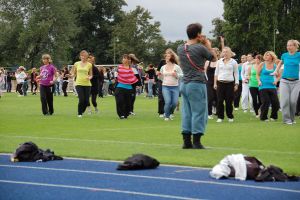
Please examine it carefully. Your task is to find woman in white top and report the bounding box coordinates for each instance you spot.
[15,66,27,96]
[214,47,239,122]
[158,49,183,121]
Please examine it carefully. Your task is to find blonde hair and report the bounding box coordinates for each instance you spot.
[287,39,300,49]
[79,50,89,59]
[222,46,236,57]
[42,54,52,63]
[165,48,179,64]
[263,51,277,62]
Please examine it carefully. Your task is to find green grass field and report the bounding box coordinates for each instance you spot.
[0,92,299,175]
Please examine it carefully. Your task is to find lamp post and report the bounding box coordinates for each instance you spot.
[273,28,279,53]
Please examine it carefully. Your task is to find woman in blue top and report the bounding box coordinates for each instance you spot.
[257,51,280,121]
[275,40,300,125]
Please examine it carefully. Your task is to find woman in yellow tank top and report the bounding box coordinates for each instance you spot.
[72,50,93,118]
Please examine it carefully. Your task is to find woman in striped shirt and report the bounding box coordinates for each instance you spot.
[115,54,138,119]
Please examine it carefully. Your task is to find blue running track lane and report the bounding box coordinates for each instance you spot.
[0,154,299,200]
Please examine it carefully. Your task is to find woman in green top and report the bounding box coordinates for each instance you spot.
[72,50,93,118]
[247,54,262,117]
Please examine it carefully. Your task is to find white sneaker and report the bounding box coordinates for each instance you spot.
[228,118,234,122]
[159,114,164,118]
[170,114,174,119]
[256,115,260,118]
[243,110,247,113]
[264,119,269,122]
[270,118,276,121]
[212,107,217,115]
[250,110,254,113]
[164,118,170,121]
[234,108,238,111]
[216,119,223,123]
[284,122,293,125]
[78,115,82,118]
[293,121,297,124]
[87,107,92,115]
[208,115,214,119]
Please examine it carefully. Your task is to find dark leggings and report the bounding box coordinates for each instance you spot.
[130,85,136,113]
[259,89,279,120]
[87,93,97,108]
[216,81,234,119]
[62,81,68,96]
[249,87,261,115]
[207,83,217,115]
[115,87,131,118]
[31,81,38,93]
[234,80,242,108]
[40,85,54,115]
[16,83,23,95]
[157,80,165,115]
[76,86,91,115]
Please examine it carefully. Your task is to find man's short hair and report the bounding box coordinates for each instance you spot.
[186,23,203,39]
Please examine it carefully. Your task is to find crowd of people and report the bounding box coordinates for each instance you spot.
[0,22,299,149]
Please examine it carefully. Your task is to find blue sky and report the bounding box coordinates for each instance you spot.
[123,0,224,42]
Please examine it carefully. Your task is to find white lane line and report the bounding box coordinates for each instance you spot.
[84,126,177,132]
[0,180,203,200]
[1,164,299,194]
[1,134,299,155]
[0,135,176,147]
[0,153,211,170]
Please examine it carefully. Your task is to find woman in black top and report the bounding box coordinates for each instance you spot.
[204,48,220,119]
[62,66,70,97]
[87,54,100,113]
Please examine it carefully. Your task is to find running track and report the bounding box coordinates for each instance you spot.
[0,154,299,200]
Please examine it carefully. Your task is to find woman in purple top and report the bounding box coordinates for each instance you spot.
[37,54,57,115]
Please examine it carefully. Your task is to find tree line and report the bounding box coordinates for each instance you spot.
[211,0,300,59]
[0,0,176,69]
[1,0,299,69]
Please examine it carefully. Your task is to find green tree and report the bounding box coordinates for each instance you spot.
[70,0,126,64]
[209,17,225,49]
[111,6,166,65]
[0,0,27,68]
[0,0,91,68]
[276,0,300,55]
[212,0,300,58]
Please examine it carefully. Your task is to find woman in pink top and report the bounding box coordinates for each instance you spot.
[159,49,183,121]
[37,54,57,115]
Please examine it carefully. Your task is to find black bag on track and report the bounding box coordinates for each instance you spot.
[117,154,160,170]
[13,142,41,162]
[255,165,299,182]
[12,141,63,162]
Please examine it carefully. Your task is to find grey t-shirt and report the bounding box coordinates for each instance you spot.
[177,43,213,83]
